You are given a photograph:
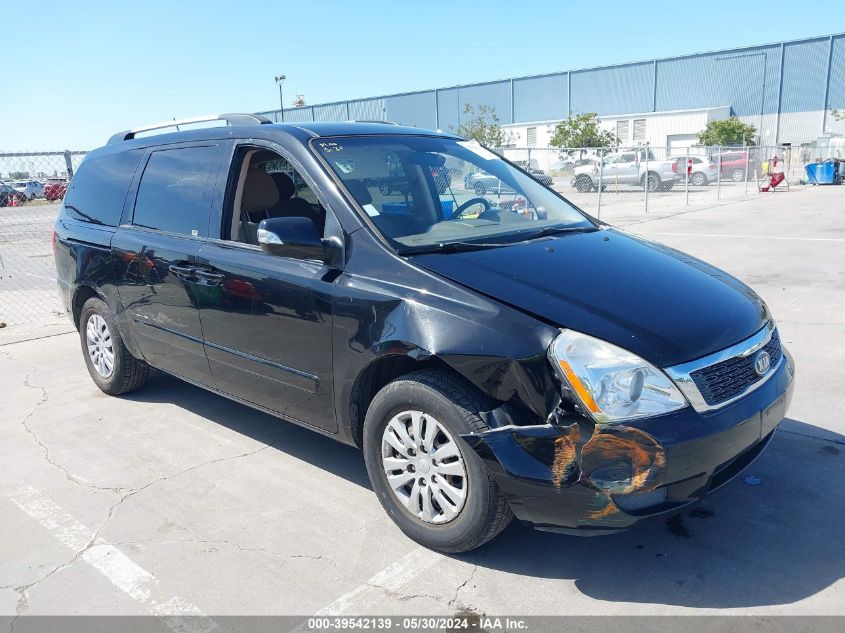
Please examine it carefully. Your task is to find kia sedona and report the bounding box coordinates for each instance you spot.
[53,114,794,552]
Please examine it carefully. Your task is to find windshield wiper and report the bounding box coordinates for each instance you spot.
[399,241,511,255]
[511,225,595,242]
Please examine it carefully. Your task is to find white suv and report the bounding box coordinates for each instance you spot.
[571,149,680,192]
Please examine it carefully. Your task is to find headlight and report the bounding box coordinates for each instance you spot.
[549,330,687,424]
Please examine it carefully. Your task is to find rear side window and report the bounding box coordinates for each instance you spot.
[62,150,142,226]
[132,145,219,237]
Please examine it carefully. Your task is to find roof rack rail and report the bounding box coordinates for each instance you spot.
[107,113,272,144]
[347,119,400,125]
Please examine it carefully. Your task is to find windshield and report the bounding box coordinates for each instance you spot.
[314,136,594,252]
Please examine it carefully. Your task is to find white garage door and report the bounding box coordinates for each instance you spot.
[667,134,698,151]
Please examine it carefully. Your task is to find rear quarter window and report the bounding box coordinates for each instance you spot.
[62,150,143,226]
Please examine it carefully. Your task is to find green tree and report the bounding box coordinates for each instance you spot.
[697,116,757,146]
[831,108,845,122]
[453,104,512,147]
[549,112,618,149]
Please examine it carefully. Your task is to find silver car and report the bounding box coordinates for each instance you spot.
[11,180,45,200]
[571,149,680,192]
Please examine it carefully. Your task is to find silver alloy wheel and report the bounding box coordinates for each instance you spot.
[86,313,114,378]
[381,410,468,524]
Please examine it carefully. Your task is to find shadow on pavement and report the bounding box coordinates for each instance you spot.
[122,371,372,489]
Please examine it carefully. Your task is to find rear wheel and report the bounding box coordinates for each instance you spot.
[79,297,149,395]
[363,370,512,553]
[732,168,745,182]
[474,182,487,196]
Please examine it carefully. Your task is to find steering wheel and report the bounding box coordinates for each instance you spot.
[451,197,491,219]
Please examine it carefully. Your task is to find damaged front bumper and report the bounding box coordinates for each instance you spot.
[462,349,795,534]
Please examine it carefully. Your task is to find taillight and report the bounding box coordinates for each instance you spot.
[672,162,678,173]
[51,229,57,252]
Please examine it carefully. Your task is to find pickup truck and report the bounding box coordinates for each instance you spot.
[571,149,680,192]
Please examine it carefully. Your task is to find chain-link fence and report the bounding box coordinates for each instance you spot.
[493,144,841,220]
[0,151,87,344]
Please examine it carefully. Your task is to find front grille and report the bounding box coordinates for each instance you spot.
[690,329,782,406]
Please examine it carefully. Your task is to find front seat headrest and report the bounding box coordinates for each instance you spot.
[270,172,296,200]
[242,168,279,210]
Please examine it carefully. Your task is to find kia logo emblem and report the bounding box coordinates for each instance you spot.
[754,350,771,376]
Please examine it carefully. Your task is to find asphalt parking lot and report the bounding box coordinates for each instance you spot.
[1,185,844,620]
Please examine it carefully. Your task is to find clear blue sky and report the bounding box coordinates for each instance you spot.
[3,0,842,150]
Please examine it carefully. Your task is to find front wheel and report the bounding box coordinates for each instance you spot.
[473,182,487,196]
[363,370,512,553]
[79,297,149,395]
[643,172,661,192]
[732,168,745,182]
[574,176,593,193]
[691,172,707,186]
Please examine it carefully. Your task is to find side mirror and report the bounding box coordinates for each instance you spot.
[257,217,341,264]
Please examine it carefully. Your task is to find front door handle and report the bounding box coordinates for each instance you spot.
[194,269,225,285]
[168,263,196,280]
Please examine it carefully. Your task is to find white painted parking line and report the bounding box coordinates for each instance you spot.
[642,232,845,242]
[314,547,443,616]
[7,485,216,631]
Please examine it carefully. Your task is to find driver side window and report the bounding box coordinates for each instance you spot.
[226,147,326,246]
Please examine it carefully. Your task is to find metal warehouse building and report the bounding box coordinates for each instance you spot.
[258,33,845,150]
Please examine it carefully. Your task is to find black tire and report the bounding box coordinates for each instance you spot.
[474,182,487,196]
[691,172,707,186]
[732,168,745,182]
[79,297,149,395]
[643,172,661,192]
[363,370,513,553]
[574,176,593,193]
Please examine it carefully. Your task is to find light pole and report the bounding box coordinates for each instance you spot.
[275,75,286,122]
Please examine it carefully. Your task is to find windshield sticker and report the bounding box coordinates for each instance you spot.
[318,141,344,153]
[362,203,380,217]
[334,159,355,174]
[457,140,498,161]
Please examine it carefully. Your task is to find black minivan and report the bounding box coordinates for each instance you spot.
[53,114,794,552]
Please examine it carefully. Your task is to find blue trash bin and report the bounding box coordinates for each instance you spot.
[805,160,840,184]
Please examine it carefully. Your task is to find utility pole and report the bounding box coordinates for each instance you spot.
[275,75,286,122]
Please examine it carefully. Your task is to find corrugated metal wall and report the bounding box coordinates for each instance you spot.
[513,73,568,123]
[259,33,844,143]
[571,62,654,115]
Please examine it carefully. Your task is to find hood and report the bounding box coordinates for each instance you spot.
[410,228,768,367]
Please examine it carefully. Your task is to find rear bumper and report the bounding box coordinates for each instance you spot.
[56,278,74,323]
[462,348,794,533]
